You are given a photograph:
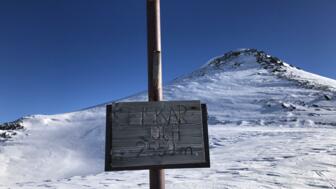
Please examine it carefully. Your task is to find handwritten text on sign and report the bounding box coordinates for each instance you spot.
[105,100,210,170]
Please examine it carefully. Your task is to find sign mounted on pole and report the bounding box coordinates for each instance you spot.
[105,100,210,171]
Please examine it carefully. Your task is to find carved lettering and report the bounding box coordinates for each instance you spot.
[108,101,207,169]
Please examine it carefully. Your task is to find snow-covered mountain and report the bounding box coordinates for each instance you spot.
[1,49,335,189]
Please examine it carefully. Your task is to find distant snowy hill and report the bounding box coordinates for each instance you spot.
[1,49,335,189]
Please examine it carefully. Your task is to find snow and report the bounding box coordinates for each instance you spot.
[1,49,336,188]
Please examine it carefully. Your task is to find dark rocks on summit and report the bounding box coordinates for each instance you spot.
[0,120,24,130]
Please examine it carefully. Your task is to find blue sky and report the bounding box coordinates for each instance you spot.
[0,0,336,123]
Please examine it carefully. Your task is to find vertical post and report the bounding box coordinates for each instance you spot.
[147,0,162,102]
[147,0,165,189]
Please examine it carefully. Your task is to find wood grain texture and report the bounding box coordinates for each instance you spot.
[105,101,210,170]
[105,105,113,171]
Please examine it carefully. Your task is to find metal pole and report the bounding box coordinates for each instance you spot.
[147,0,165,188]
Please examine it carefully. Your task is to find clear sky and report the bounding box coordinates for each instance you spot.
[0,0,335,123]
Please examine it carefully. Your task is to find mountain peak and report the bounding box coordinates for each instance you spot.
[207,48,293,71]
[192,48,336,92]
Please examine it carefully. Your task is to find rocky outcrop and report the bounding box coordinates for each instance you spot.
[0,119,24,141]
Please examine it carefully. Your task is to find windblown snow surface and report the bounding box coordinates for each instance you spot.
[1,49,336,189]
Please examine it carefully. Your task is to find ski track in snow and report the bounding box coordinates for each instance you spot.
[1,49,336,188]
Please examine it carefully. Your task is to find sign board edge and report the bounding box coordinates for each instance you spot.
[105,101,210,171]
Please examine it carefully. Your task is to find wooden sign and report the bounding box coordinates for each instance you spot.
[105,100,210,171]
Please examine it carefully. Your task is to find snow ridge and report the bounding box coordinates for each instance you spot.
[190,49,336,92]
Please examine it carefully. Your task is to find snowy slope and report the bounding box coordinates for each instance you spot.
[1,49,336,189]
